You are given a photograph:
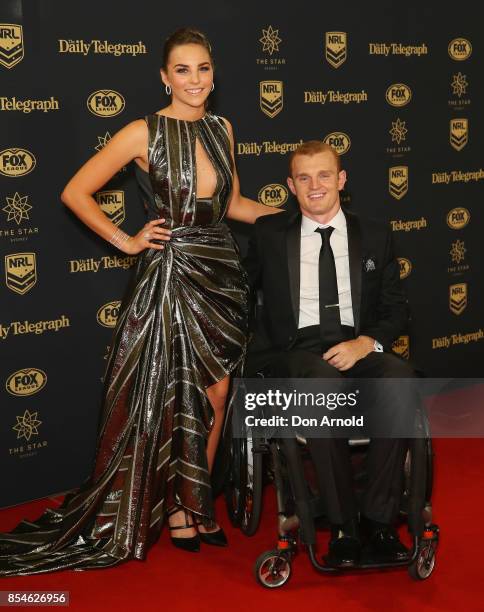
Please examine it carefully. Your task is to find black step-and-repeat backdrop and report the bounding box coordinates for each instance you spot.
[1,0,483,507]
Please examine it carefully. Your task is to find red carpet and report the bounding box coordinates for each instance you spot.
[1,438,483,612]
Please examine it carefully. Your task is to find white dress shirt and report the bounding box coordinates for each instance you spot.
[298,208,354,329]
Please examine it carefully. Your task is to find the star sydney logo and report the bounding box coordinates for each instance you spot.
[259,26,281,55]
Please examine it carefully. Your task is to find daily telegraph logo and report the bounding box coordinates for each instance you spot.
[260,81,283,118]
[448,38,472,61]
[0,96,60,113]
[87,90,125,117]
[449,283,467,315]
[0,316,70,340]
[392,336,409,359]
[6,368,47,396]
[325,32,347,68]
[5,252,36,294]
[95,190,125,225]
[389,166,408,200]
[258,184,288,207]
[450,118,468,151]
[0,24,23,69]
[0,148,36,177]
[323,132,351,155]
[385,83,412,107]
[58,39,147,57]
[446,207,470,229]
[398,258,412,279]
[97,301,121,327]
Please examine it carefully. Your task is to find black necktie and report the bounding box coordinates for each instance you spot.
[315,227,341,345]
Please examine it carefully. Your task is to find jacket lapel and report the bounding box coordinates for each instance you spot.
[285,211,301,327]
[343,208,362,335]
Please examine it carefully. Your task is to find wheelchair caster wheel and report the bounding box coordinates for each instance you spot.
[408,543,436,580]
[254,550,292,588]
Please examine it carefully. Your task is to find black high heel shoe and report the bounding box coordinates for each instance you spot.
[195,519,228,547]
[167,506,200,552]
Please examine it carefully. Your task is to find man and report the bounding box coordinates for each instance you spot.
[243,141,415,567]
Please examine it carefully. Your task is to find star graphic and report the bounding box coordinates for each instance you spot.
[2,192,32,225]
[451,72,468,98]
[95,132,112,152]
[259,25,282,55]
[12,410,42,441]
[389,118,408,144]
[450,239,466,264]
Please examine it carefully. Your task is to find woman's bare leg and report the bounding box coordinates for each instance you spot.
[167,375,230,536]
[205,374,230,472]
[198,375,230,533]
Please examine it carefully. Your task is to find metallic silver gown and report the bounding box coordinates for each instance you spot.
[0,112,249,575]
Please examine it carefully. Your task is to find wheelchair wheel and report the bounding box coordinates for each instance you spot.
[408,541,437,580]
[225,436,263,535]
[254,550,292,588]
[240,437,263,536]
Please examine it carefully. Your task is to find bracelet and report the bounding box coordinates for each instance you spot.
[109,227,131,250]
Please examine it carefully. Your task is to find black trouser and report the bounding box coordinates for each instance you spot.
[250,325,415,525]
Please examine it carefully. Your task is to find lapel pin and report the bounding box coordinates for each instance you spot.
[364,258,376,272]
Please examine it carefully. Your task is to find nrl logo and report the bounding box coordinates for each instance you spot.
[95,190,125,225]
[260,81,283,118]
[4,252,37,295]
[450,118,468,151]
[389,166,408,200]
[0,24,24,69]
[392,336,409,359]
[449,283,467,315]
[325,32,347,68]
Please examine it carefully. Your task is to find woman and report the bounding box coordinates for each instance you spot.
[0,27,279,575]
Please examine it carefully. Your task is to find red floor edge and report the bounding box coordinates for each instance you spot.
[1,438,483,612]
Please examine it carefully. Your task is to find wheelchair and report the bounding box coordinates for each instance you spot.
[224,375,439,588]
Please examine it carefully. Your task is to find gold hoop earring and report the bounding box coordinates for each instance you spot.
[165,84,172,95]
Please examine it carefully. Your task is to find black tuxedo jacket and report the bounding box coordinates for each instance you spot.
[243,206,409,353]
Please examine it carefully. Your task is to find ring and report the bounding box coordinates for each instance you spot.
[144,232,150,239]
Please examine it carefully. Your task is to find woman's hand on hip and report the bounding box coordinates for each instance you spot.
[124,218,172,255]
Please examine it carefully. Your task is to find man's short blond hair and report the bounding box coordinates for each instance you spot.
[288,140,341,176]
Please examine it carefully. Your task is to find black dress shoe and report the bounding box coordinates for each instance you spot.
[195,520,228,547]
[325,518,361,567]
[167,506,200,553]
[366,520,409,561]
[199,527,228,547]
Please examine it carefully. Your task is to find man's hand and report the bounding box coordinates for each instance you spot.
[322,335,375,371]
